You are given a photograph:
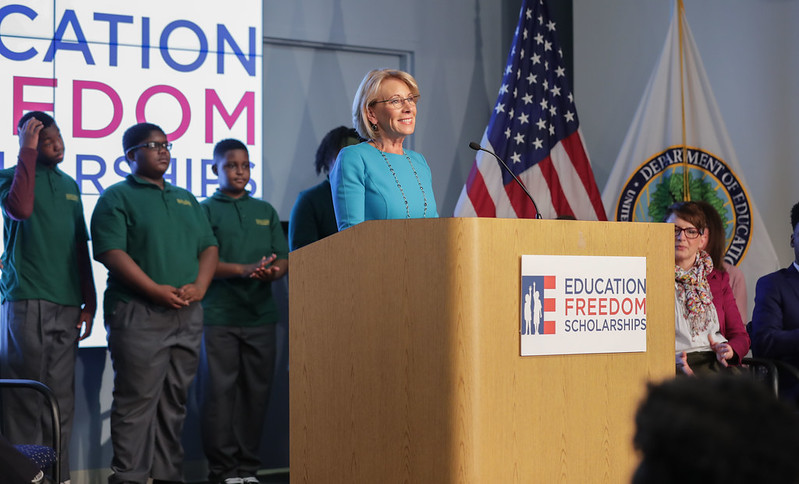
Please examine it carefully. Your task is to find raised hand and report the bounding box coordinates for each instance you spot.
[18,117,43,150]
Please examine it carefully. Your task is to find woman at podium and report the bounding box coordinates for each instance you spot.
[666,201,749,375]
[330,69,438,229]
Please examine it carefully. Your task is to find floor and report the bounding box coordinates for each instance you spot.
[254,472,288,484]
[196,471,289,484]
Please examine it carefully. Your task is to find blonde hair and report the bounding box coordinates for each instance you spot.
[352,69,420,140]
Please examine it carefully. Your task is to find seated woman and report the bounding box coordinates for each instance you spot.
[696,200,749,321]
[665,202,749,375]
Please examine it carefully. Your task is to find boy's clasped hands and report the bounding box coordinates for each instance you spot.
[155,253,282,308]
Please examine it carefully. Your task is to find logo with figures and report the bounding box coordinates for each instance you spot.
[521,275,556,335]
[521,255,646,356]
[612,146,752,266]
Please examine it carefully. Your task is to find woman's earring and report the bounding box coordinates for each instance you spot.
[371,123,378,131]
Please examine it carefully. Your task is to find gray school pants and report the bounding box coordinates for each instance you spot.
[106,299,203,484]
[197,324,277,483]
[0,299,81,481]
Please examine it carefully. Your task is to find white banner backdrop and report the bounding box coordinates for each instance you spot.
[0,1,263,346]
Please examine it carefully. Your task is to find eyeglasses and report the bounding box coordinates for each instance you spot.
[371,94,420,110]
[674,226,703,239]
[127,141,172,153]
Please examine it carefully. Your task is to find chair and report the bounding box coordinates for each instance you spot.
[743,322,799,403]
[741,357,779,396]
[0,379,61,484]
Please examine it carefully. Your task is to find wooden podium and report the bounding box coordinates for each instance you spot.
[289,218,674,483]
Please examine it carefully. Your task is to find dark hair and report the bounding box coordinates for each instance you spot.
[17,111,55,130]
[123,122,165,155]
[695,201,726,272]
[213,138,248,161]
[633,376,799,484]
[315,126,361,175]
[664,201,708,231]
[791,201,799,232]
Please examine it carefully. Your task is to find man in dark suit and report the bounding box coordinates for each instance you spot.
[750,201,799,398]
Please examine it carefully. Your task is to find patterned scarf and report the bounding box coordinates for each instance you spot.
[675,251,715,338]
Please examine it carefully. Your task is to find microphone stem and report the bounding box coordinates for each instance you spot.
[479,148,542,219]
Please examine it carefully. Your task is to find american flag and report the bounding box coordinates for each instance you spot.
[454,0,606,220]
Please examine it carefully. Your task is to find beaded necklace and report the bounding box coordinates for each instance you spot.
[374,145,428,219]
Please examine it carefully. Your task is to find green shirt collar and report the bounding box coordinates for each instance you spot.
[35,162,65,176]
[210,188,251,202]
[126,173,173,190]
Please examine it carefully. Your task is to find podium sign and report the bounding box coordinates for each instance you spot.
[520,254,647,356]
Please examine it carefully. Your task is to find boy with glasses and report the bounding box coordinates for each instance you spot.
[91,122,218,484]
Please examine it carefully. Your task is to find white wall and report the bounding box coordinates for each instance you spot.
[574,0,799,269]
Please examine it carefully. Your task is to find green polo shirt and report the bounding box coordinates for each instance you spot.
[90,174,217,314]
[201,190,289,326]
[0,160,87,306]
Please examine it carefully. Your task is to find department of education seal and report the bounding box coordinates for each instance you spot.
[613,145,752,266]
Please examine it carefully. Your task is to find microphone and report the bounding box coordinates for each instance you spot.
[468,142,542,219]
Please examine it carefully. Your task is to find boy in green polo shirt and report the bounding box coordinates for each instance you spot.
[0,111,96,483]
[90,122,218,484]
[198,138,288,484]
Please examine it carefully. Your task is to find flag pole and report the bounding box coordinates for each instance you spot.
[677,0,690,200]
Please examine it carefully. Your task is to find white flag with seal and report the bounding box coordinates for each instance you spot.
[601,0,779,320]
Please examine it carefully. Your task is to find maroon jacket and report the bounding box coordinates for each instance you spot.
[708,268,751,363]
